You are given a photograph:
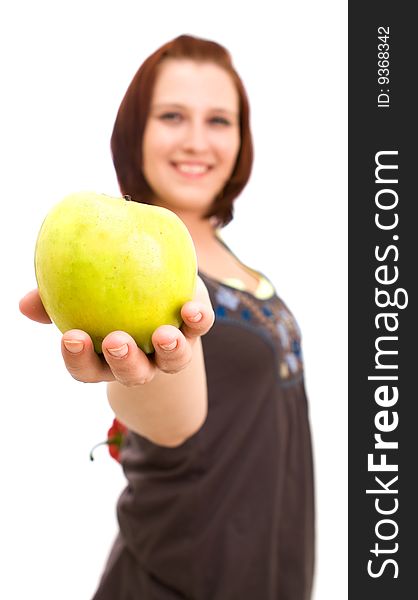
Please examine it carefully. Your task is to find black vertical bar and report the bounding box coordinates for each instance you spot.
[349,2,417,598]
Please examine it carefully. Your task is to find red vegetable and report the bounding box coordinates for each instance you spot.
[90,418,128,463]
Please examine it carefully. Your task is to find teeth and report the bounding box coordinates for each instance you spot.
[176,163,208,174]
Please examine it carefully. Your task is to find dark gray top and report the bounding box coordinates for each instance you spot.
[92,273,315,600]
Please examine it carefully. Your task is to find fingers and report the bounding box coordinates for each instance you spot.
[180,300,214,340]
[62,330,157,386]
[63,304,212,384]
[152,325,192,374]
[102,331,157,387]
[152,278,214,374]
[19,289,52,323]
[151,300,213,373]
[61,330,114,383]
[185,275,215,337]
[194,275,212,303]
[36,274,214,386]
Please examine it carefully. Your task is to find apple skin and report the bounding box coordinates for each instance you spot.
[34,191,197,354]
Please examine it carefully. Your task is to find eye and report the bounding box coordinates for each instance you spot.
[209,116,232,126]
[159,112,183,123]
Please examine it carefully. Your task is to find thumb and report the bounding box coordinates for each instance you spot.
[19,289,52,324]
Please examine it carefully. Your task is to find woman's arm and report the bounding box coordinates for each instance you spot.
[107,337,208,447]
[19,278,214,447]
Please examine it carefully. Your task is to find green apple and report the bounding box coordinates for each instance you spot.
[34,191,197,354]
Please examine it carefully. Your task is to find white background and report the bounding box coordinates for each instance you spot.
[1,1,347,598]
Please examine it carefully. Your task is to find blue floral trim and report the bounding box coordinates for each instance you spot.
[209,279,304,382]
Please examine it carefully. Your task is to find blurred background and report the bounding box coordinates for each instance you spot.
[1,1,347,598]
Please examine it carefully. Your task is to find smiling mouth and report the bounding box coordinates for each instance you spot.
[171,162,212,176]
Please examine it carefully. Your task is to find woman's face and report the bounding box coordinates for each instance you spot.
[142,59,240,217]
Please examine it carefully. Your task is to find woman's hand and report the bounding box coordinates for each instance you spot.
[19,277,214,387]
[19,289,52,324]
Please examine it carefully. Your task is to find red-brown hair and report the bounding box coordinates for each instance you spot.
[110,34,253,226]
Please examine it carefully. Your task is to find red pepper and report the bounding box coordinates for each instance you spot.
[90,418,128,463]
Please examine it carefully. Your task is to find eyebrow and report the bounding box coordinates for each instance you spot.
[151,103,238,117]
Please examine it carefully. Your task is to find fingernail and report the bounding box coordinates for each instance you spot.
[107,344,128,358]
[159,340,178,352]
[63,340,84,354]
[188,311,202,323]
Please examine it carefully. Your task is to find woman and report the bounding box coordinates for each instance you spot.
[20,35,315,599]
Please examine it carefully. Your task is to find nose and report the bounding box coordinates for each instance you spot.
[181,119,210,153]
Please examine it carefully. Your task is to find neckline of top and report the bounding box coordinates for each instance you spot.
[197,229,275,300]
[198,270,275,300]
